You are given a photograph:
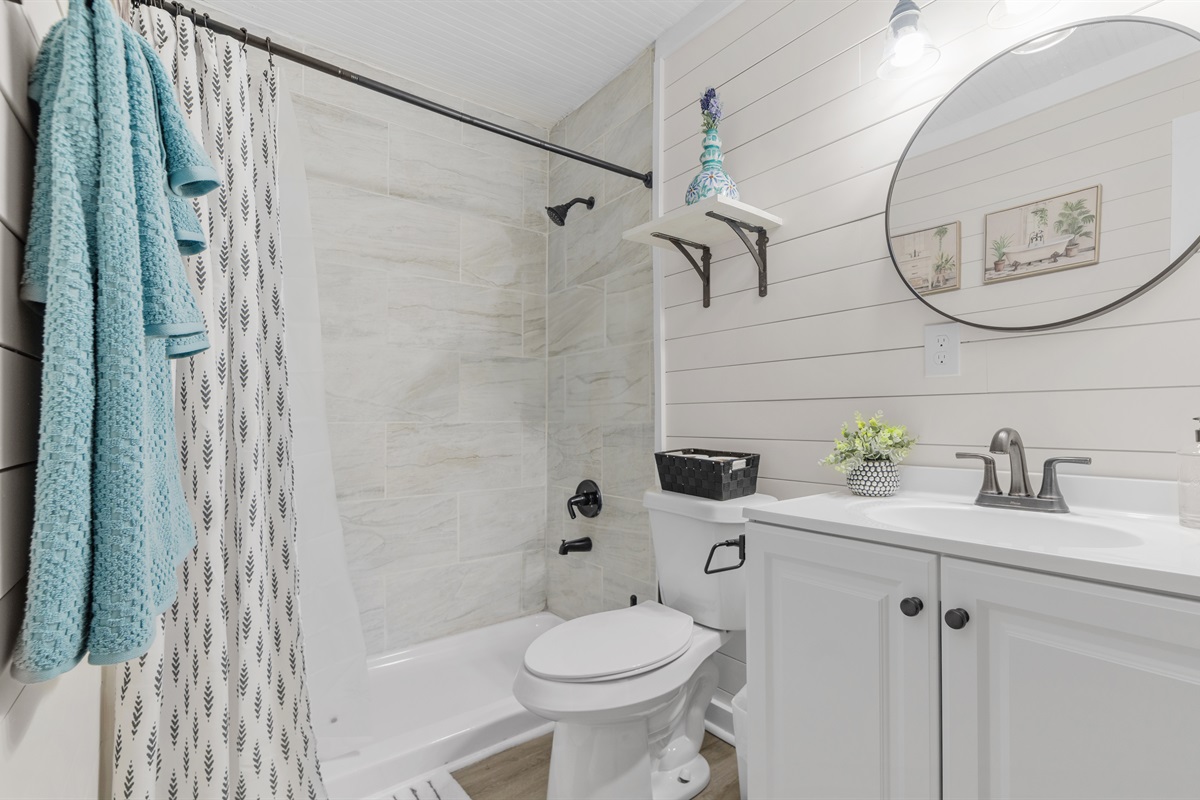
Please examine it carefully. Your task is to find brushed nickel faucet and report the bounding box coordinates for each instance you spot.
[957,427,1091,513]
[990,427,1031,497]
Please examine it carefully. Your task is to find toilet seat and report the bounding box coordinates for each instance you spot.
[524,602,694,683]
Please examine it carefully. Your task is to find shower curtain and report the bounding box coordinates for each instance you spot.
[107,7,325,798]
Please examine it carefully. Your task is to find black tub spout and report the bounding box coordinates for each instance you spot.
[558,537,593,556]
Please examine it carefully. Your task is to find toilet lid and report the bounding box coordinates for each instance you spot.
[524,602,694,683]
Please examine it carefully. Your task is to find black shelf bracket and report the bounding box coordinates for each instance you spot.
[653,233,712,308]
[705,211,769,298]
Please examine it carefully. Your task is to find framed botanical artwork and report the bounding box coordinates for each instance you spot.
[889,221,961,295]
[984,185,1101,284]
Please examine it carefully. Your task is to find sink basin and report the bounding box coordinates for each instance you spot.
[862,503,1142,549]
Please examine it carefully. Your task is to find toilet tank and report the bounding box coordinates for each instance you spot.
[643,490,777,631]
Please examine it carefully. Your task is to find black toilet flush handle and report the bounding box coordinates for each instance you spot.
[566,479,602,520]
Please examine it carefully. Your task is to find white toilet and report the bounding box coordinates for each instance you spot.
[513,490,776,800]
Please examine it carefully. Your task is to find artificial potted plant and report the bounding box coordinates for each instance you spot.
[820,412,917,497]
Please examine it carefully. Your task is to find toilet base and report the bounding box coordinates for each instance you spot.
[541,656,719,800]
[547,719,652,800]
[650,752,711,800]
[546,722,712,800]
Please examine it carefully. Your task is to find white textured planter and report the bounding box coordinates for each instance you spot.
[846,461,900,497]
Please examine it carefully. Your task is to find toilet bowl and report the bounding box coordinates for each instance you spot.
[514,490,777,800]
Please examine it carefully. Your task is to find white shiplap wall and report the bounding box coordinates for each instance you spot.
[0,2,102,796]
[658,0,1200,500]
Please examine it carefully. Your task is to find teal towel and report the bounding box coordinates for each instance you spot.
[134,32,219,198]
[134,29,216,260]
[13,0,219,683]
[121,21,212,351]
[169,193,207,255]
[26,19,211,274]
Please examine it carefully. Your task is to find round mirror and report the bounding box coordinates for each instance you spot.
[886,17,1200,331]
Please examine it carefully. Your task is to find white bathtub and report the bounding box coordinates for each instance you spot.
[322,612,562,799]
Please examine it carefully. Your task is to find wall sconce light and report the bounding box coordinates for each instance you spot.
[877,0,940,81]
[988,0,1058,29]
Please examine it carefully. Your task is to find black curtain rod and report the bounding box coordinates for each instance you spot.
[81,0,651,189]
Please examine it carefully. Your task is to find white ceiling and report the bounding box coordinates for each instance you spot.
[203,0,704,129]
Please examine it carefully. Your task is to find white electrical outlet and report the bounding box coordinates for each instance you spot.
[924,322,960,377]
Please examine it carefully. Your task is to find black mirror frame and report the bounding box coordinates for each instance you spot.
[885,16,1200,333]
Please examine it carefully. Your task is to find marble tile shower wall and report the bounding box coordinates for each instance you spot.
[545,48,658,619]
[288,49,550,654]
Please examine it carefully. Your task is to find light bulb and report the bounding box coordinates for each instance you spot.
[877,0,940,80]
[892,26,928,67]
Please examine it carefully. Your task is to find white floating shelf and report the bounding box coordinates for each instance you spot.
[622,195,783,308]
[622,195,782,248]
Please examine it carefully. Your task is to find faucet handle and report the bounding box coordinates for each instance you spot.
[956,452,1002,495]
[566,479,602,520]
[1038,456,1091,501]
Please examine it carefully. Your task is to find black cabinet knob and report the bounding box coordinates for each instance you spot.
[899,597,924,617]
[944,608,970,630]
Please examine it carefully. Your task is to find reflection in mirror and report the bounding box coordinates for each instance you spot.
[887,18,1200,331]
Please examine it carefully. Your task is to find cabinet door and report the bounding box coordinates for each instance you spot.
[942,558,1200,799]
[746,523,940,799]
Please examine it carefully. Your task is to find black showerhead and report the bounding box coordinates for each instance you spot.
[546,196,595,227]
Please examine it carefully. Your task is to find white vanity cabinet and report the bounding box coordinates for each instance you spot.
[746,521,1200,800]
[745,523,941,800]
[941,558,1200,799]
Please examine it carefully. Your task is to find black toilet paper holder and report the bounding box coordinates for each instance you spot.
[703,535,746,574]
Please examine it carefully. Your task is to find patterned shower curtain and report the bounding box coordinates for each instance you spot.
[108,7,326,799]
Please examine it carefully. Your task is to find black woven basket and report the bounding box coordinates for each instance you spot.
[655,448,760,501]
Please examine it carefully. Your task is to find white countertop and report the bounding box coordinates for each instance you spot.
[744,467,1200,600]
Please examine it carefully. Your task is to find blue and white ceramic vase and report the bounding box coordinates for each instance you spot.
[685,127,739,206]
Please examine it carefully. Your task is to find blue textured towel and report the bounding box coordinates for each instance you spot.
[13,0,219,683]
[23,12,212,311]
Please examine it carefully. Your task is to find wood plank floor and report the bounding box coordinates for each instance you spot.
[453,732,740,800]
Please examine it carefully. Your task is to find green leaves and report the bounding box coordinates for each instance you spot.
[820,412,917,474]
[933,251,955,276]
[991,234,1013,262]
[1053,198,1095,241]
